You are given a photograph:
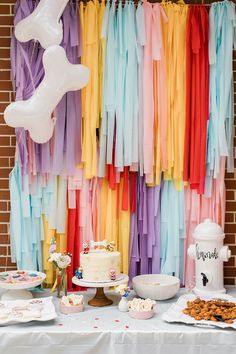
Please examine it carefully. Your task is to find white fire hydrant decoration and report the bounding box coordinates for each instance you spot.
[188,219,231,295]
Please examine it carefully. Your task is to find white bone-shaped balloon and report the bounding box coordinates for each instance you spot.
[90,240,108,249]
[4,45,89,144]
[15,0,69,49]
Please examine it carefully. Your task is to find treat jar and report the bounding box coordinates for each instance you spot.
[188,219,231,295]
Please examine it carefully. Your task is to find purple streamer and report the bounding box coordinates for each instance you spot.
[129,175,161,282]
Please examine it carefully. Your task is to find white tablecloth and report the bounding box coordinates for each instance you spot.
[0,288,236,354]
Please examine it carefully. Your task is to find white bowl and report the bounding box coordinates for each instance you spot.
[132,274,180,301]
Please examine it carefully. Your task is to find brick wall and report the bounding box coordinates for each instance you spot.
[0,1,15,272]
[0,0,236,283]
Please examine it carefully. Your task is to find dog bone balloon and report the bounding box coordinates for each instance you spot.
[15,0,69,49]
[4,45,89,144]
[90,240,108,249]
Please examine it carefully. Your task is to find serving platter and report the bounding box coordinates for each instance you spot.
[0,296,57,325]
[162,293,236,329]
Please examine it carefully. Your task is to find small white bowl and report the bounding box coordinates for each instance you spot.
[132,274,180,301]
[60,303,84,315]
[129,308,154,320]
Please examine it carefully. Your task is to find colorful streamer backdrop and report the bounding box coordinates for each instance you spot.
[9,0,235,288]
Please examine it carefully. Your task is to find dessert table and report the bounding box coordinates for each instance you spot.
[0,288,236,354]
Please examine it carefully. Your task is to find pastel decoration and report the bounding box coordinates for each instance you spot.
[4,45,89,144]
[14,0,69,49]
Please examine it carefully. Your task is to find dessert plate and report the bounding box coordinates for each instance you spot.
[0,270,46,300]
[162,293,236,329]
[0,270,46,290]
[0,296,57,325]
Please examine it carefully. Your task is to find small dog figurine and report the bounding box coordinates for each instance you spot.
[106,241,115,252]
[109,268,117,281]
[75,267,83,279]
[82,242,90,254]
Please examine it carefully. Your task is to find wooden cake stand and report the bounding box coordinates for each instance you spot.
[72,274,129,307]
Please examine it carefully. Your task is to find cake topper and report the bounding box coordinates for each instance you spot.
[109,268,117,281]
[82,242,90,254]
[90,239,107,249]
[106,241,115,252]
[75,267,83,279]
[89,239,116,252]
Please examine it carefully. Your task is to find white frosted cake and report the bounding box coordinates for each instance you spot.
[80,250,121,282]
